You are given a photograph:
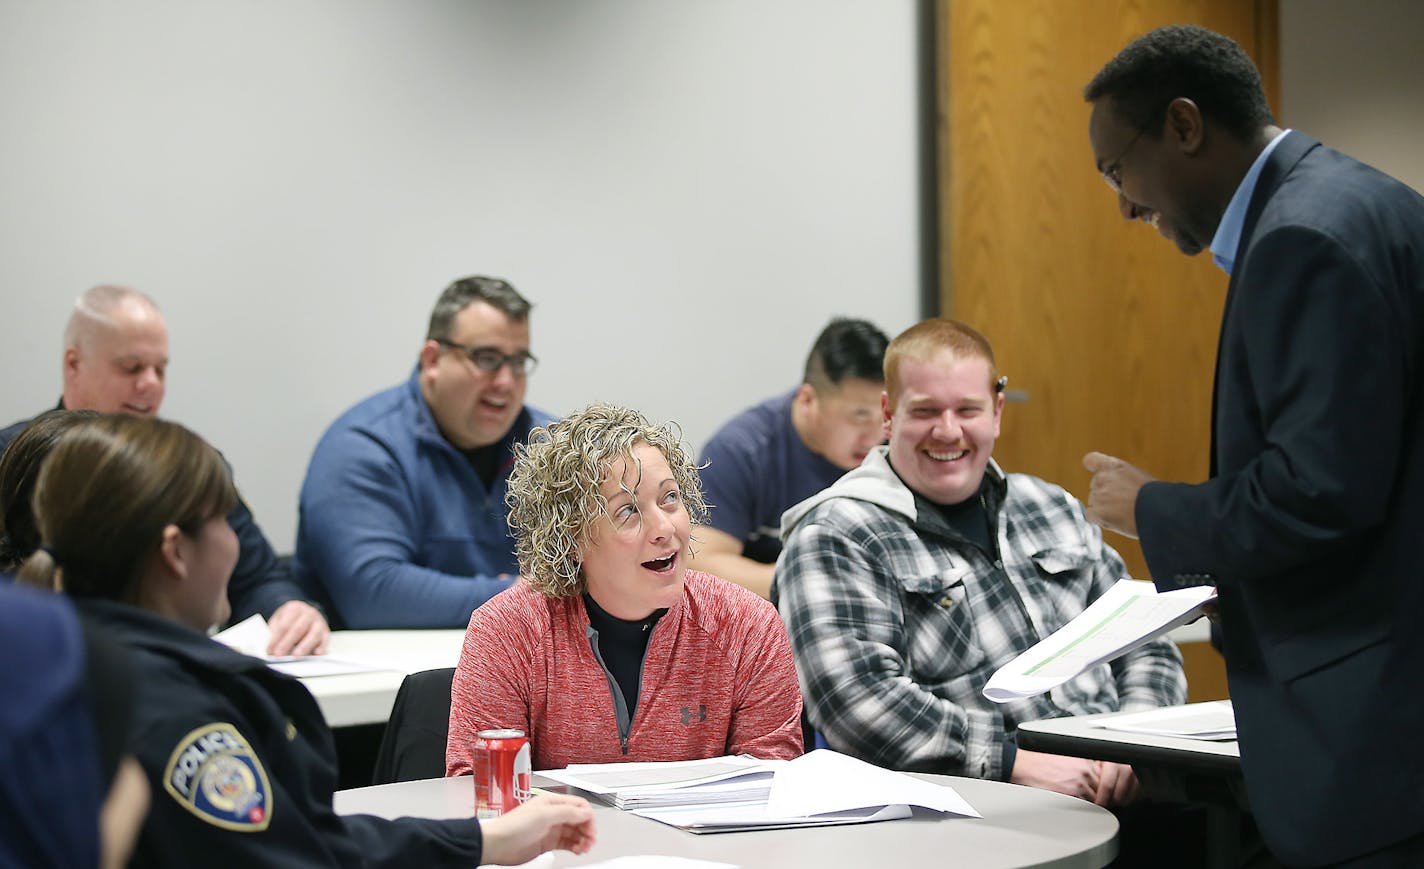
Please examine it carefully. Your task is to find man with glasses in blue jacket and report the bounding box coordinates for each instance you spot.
[294,276,551,628]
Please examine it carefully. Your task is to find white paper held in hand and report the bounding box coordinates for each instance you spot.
[211,613,270,657]
[210,613,386,677]
[982,578,1216,703]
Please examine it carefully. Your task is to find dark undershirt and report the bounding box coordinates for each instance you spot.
[930,476,994,555]
[462,444,502,488]
[583,594,666,718]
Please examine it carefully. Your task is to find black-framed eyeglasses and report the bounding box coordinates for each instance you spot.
[435,339,538,377]
[1101,126,1148,195]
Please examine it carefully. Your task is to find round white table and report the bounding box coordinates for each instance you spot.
[335,773,1117,868]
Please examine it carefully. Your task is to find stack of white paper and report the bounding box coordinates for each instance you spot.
[610,775,776,810]
[541,756,778,810]
[982,579,1217,703]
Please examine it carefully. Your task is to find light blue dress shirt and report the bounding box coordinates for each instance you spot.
[1209,129,1291,275]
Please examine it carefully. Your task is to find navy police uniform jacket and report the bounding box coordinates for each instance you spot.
[77,599,484,868]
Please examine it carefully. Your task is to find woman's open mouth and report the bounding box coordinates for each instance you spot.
[642,553,677,573]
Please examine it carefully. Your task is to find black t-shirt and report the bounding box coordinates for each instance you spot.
[462,444,502,488]
[930,475,995,555]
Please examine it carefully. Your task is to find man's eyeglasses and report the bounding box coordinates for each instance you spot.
[435,339,538,377]
[1101,127,1148,195]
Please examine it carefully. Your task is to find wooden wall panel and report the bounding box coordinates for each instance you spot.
[1180,640,1230,703]
[938,0,1279,700]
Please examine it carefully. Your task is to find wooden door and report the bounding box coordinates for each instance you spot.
[938,0,1279,700]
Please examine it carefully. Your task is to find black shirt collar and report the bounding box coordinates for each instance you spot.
[583,593,666,639]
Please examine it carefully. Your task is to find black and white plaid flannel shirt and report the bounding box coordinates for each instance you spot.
[774,449,1186,780]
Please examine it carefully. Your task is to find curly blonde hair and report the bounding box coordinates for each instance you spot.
[506,403,708,598]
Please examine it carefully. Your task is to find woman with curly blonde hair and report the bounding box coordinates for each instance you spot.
[447,404,803,772]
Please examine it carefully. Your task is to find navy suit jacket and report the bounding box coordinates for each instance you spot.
[1136,132,1424,865]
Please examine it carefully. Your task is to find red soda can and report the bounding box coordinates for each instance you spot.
[472,729,531,818]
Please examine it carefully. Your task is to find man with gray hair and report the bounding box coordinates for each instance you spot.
[56,284,169,417]
[0,285,330,655]
[294,276,552,628]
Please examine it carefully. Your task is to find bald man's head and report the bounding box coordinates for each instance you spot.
[61,285,169,416]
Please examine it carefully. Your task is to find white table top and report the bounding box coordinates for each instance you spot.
[335,773,1118,869]
[299,630,464,728]
[1017,704,1241,773]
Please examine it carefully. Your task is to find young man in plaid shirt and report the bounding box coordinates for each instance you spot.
[773,318,1186,807]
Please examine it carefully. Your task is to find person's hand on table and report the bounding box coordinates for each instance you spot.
[481,793,597,865]
[1010,749,1101,801]
[265,601,330,656]
[1082,451,1156,539]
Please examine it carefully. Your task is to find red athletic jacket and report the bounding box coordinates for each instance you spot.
[447,571,803,773]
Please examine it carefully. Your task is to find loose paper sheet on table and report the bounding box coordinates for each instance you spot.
[983,579,1216,703]
[1099,700,1237,741]
[212,614,388,678]
[478,854,740,869]
[764,749,979,819]
[547,750,978,834]
[631,801,912,833]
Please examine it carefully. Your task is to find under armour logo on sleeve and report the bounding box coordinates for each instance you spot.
[680,705,707,724]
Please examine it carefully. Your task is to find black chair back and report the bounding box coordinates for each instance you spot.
[371,667,456,784]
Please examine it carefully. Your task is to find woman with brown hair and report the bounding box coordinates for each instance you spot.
[0,408,98,572]
[19,413,594,867]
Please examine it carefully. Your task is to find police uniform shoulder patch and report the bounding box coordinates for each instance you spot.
[162,722,273,831]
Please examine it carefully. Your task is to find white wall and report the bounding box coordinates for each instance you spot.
[0,1,923,550]
[1281,0,1424,193]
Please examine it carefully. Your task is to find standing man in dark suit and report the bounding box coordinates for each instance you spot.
[1081,24,1424,867]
